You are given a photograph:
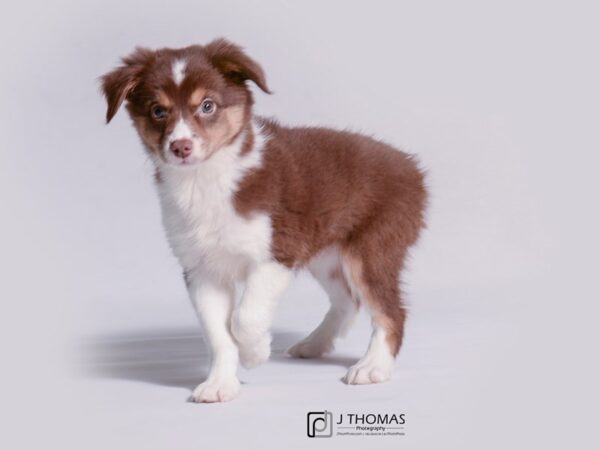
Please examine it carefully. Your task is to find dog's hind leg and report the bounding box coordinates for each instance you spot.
[340,239,408,385]
[288,246,359,359]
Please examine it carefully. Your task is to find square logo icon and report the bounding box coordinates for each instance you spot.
[307,411,333,438]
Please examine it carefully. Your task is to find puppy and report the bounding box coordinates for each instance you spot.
[101,39,427,403]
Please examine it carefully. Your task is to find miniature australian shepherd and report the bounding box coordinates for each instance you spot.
[101,38,427,403]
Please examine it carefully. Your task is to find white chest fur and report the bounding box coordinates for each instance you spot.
[156,127,273,281]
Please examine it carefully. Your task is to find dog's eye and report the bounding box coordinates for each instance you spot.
[199,99,216,116]
[150,105,168,121]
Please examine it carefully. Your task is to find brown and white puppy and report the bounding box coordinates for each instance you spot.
[101,38,427,403]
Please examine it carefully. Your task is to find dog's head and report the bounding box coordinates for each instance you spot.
[101,39,270,167]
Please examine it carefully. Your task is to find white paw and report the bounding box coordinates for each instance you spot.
[238,334,271,369]
[191,376,241,403]
[343,358,394,385]
[288,337,333,359]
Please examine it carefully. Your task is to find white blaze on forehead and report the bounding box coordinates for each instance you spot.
[172,59,187,85]
[169,118,194,141]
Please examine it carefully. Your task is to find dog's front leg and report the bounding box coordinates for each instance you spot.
[188,274,240,403]
[231,262,292,368]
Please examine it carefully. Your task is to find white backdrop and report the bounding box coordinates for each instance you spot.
[1,1,598,449]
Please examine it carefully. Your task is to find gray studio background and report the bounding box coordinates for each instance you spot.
[0,0,598,449]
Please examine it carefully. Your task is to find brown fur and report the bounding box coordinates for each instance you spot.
[235,121,426,354]
[101,38,427,357]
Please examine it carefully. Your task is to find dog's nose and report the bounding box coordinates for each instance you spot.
[170,139,193,158]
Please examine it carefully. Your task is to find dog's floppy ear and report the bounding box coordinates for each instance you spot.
[100,48,153,123]
[204,38,271,94]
